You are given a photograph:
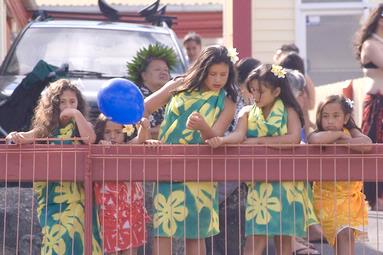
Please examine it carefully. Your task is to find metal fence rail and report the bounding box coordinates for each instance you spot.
[0,142,382,254]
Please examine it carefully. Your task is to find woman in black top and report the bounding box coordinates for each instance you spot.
[355,4,383,210]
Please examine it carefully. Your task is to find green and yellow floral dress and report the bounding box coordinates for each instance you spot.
[153,89,225,239]
[245,99,318,237]
[34,121,102,255]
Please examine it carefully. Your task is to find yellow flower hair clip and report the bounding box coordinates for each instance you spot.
[271,64,287,78]
[122,124,135,136]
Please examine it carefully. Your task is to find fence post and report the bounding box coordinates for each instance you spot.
[84,144,93,254]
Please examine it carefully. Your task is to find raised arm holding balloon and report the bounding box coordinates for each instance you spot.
[127,43,177,139]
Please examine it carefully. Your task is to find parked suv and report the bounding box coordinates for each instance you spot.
[0,8,187,132]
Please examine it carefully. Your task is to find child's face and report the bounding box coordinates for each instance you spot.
[203,63,229,92]
[59,89,78,112]
[321,102,349,131]
[104,121,125,144]
[248,80,280,108]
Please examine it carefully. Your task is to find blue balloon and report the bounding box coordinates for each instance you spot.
[97,78,144,124]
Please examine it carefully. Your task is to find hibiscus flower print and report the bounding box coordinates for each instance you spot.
[245,183,281,224]
[153,191,188,236]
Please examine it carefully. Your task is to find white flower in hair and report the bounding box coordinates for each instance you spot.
[271,64,287,78]
[345,97,354,109]
[227,47,239,64]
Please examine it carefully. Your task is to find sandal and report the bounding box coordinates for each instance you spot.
[295,237,315,248]
[293,246,321,255]
[309,238,328,244]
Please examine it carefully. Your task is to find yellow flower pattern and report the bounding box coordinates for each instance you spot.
[159,90,224,144]
[186,182,219,233]
[56,122,75,139]
[153,191,188,236]
[34,182,47,216]
[52,183,84,204]
[282,182,304,205]
[246,183,281,224]
[156,89,224,238]
[246,99,318,237]
[52,202,84,240]
[41,225,67,255]
[35,122,102,255]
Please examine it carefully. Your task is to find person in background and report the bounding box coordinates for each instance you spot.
[354,3,383,211]
[287,70,321,255]
[273,43,300,63]
[277,52,316,142]
[183,32,203,66]
[308,95,371,255]
[94,114,151,255]
[127,43,177,139]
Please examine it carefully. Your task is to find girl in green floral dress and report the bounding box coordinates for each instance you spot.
[144,45,238,255]
[6,79,102,255]
[206,64,317,255]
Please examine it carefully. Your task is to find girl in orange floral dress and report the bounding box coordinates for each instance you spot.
[94,114,150,255]
[308,95,371,255]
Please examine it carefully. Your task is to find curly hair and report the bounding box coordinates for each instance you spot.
[354,4,383,61]
[31,79,87,137]
[176,45,238,103]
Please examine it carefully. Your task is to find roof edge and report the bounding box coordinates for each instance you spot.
[25,4,222,13]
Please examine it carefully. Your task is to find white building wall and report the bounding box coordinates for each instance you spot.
[251,0,295,63]
[0,0,6,63]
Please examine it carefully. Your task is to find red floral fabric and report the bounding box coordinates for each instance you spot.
[94,182,150,252]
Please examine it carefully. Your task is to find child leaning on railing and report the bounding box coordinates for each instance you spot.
[206,64,316,255]
[308,94,372,255]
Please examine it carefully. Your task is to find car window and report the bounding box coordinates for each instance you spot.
[5,27,185,77]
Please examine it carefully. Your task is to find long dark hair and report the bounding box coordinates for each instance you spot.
[246,64,304,127]
[236,57,261,84]
[354,4,383,61]
[177,45,237,102]
[315,95,359,132]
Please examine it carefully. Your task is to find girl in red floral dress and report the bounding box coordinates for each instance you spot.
[94,114,150,255]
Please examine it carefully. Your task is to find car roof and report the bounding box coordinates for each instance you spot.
[29,19,171,34]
